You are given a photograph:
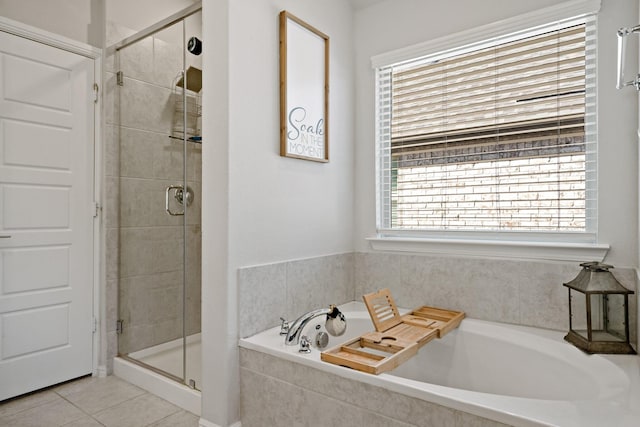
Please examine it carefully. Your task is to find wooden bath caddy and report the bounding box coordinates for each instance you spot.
[321,289,465,374]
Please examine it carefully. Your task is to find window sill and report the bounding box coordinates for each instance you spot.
[366,236,609,262]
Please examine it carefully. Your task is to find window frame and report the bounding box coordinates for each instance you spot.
[370,0,608,261]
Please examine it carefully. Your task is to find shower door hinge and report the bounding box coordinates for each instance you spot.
[116,71,124,86]
[92,202,101,218]
[93,83,99,103]
[92,316,98,333]
[116,319,124,335]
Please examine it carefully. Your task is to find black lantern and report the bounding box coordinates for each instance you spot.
[564,262,636,354]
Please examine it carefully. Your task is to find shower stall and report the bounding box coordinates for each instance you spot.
[108,2,202,413]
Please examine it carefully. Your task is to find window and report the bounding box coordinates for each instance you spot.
[375,13,597,240]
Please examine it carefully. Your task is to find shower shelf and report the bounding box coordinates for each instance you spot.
[173,66,202,143]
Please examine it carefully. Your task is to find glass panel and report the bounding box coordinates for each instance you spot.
[605,294,627,342]
[589,293,603,331]
[184,10,203,390]
[569,290,588,340]
[117,18,189,382]
[588,293,624,342]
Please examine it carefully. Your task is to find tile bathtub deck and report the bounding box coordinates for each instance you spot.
[0,376,200,427]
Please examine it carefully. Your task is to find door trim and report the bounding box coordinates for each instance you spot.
[0,16,104,377]
[0,16,101,59]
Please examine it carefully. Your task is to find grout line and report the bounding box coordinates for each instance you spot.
[143,409,187,427]
[55,377,147,422]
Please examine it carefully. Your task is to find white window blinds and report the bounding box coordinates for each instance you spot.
[376,15,597,234]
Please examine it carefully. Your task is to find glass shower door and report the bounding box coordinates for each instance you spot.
[115,12,202,388]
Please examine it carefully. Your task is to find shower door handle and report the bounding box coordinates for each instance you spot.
[165,185,185,216]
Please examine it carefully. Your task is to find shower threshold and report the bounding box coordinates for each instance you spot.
[114,333,201,415]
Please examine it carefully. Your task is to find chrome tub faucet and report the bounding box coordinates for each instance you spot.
[284,305,347,347]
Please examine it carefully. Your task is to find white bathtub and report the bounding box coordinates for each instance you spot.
[239,302,640,427]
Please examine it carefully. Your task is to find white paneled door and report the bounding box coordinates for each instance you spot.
[0,31,95,401]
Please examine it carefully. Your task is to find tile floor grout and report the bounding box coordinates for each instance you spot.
[0,375,200,427]
[54,377,136,427]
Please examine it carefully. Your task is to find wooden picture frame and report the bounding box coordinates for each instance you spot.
[279,11,329,162]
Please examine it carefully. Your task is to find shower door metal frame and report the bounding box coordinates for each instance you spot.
[109,1,201,388]
[106,1,202,55]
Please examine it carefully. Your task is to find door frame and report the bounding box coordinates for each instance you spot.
[0,16,104,376]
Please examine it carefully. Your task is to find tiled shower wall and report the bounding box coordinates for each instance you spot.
[238,252,637,342]
[104,22,202,368]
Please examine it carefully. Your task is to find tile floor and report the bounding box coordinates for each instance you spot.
[0,375,200,427]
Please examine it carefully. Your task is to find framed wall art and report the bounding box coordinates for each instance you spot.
[279,11,329,162]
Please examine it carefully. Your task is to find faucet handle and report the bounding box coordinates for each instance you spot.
[279,317,289,336]
[299,335,312,353]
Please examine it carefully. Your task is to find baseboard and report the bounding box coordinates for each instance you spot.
[95,365,108,378]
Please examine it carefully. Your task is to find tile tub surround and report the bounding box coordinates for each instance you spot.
[238,252,637,345]
[354,252,638,344]
[240,348,510,427]
[238,253,355,338]
[240,305,640,427]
